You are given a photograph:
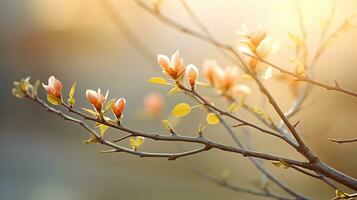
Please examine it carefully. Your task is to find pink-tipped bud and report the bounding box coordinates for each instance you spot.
[42,76,62,97]
[112,98,126,118]
[186,64,199,88]
[86,88,108,112]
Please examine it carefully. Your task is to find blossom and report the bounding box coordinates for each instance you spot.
[185,64,199,87]
[86,88,108,112]
[112,98,126,118]
[157,50,185,79]
[232,84,252,97]
[144,92,163,116]
[237,24,267,51]
[203,60,220,85]
[237,24,279,74]
[42,76,62,97]
[214,66,239,94]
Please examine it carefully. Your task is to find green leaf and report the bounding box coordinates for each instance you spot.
[47,94,61,105]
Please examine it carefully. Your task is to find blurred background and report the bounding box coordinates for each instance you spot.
[0,0,356,199]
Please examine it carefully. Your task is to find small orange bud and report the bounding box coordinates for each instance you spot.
[86,88,108,112]
[112,98,126,118]
[42,76,62,97]
[185,64,199,88]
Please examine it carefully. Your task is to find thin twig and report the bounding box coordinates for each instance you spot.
[328,138,357,144]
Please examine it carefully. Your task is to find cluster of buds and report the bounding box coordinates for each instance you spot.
[203,60,251,98]
[237,24,278,74]
[158,50,199,89]
[12,77,38,99]
[85,89,126,121]
[38,76,128,122]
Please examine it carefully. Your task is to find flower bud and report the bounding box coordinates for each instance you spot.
[185,64,199,88]
[157,50,185,80]
[86,88,108,112]
[42,76,62,97]
[203,60,219,85]
[112,98,126,118]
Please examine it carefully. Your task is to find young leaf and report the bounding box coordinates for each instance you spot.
[196,81,209,87]
[162,119,174,134]
[168,86,180,95]
[103,98,116,114]
[68,82,77,106]
[206,113,220,125]
[242,74,253,81]
[82,108,99,117]
[290,58,306,78]
[12,88,25,99]
[47,94,61,105]
[270,159,290,169]
[335,189,349,198]
[270,161,283,167]
[287,32,303,45]
[295,65,306,78]
[172,103,191,117]
[129,136,145,151]
[97,124,109,137]
[228,102,239,113]
[148,77,168,85]
[69,82,77,98]
[83,137,99,144]
[32,79,40,97]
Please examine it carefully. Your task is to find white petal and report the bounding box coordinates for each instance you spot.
[263,66,273,80]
